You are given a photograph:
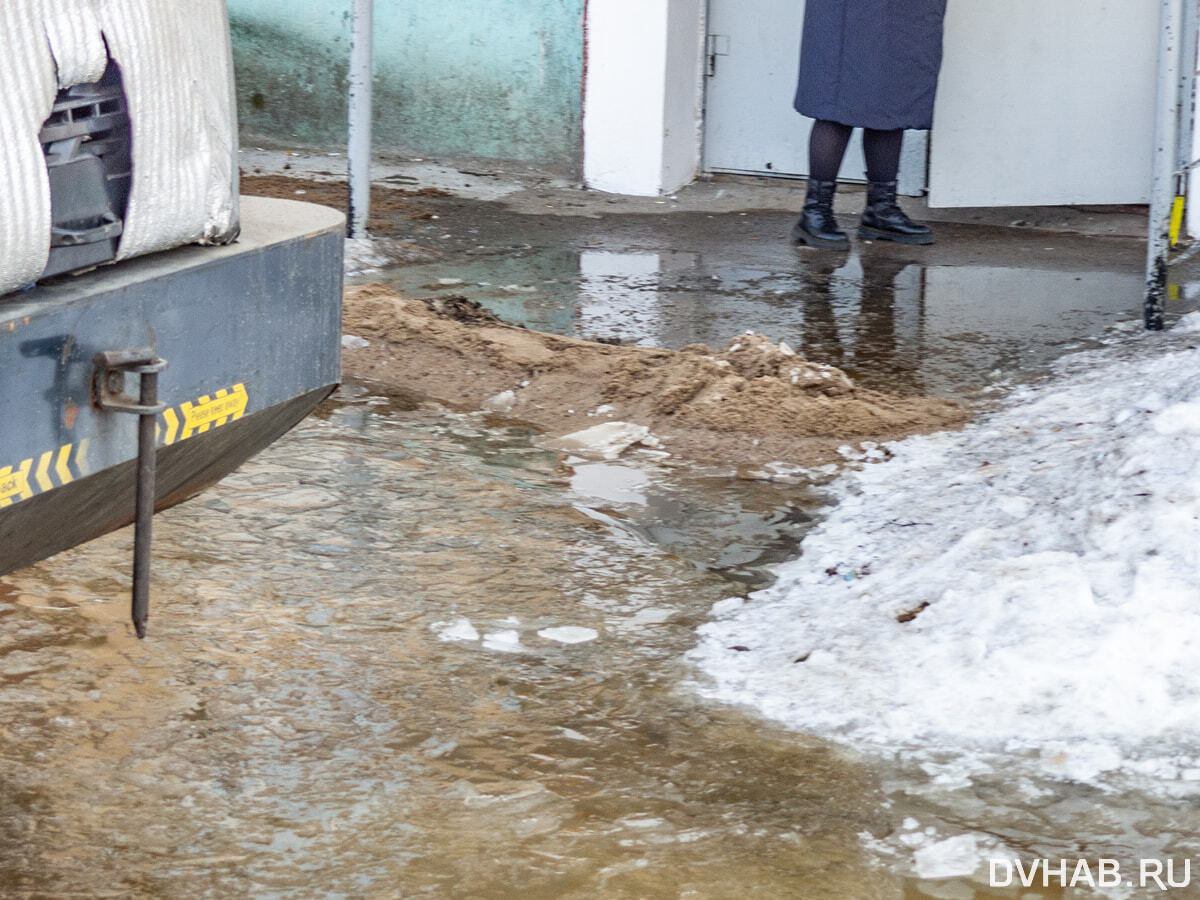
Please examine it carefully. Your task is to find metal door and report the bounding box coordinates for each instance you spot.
[703,0,928,194]
[929,0,1158,207]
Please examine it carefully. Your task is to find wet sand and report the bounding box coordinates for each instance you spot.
[340,284,968,470]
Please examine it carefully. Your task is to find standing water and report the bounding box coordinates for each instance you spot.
[0,385,908,898]
[7,192,1200,896]
[7,381,1196,898]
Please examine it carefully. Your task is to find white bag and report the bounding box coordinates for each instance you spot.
[0,0,240,295]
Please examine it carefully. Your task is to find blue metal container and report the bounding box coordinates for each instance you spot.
[0,196,344,576]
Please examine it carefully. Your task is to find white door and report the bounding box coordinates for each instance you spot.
[929,0,1159,207]
[703,0,928,195]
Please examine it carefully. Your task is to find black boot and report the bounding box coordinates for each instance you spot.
[858,181,933,245]
[791,179,849,250]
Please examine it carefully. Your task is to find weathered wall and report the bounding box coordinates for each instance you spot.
[226,0,586,172]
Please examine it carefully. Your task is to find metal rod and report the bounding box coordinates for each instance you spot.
[132,367,158,639]
[1147,0,1186,331]
[1180,0,1200,239]
[347,0,374,239]
[1178,0,1199,177]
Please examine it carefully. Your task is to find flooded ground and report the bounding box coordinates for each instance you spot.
[357,196,1172,404]
[5,180,1200,897]
[0,390,900,898]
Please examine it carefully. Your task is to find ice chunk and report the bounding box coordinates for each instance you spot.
[537,626,599,644]
[483,630,523,653]
[432,619,479,642]
[484,390,517,413]
[912,834,982,880]
[344,237,390,274]
[547,422,660,460]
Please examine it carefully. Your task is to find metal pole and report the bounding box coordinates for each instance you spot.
[132,367,159,639]
[1147,0,1186,330]
[1178,0,1200,238]
[348,0,374,239]
[92,348,167,638]
[1178,0,1199,175]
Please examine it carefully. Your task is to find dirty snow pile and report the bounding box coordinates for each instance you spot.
[691,314,1200,785]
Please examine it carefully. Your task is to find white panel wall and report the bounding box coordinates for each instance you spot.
[930,0,1159,207]
[589,1,1171,208]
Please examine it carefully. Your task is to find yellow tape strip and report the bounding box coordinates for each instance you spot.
[1170,195,1186,248]
[176,383,249,443]
[0,383,250,510]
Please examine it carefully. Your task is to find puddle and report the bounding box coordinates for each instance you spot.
[5,381,1200,897]
[362,207,1197,403]
[0,390,898,898]
[9,196,1200,896]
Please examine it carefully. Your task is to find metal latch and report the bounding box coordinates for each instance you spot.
[92,347,168,638]
[93,348,167,413]
[705,34,730,77]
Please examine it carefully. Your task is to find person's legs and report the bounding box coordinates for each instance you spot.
[862,128,904,183]
[793,120,853,250]
[809,120,854,181]
[859,128,933,244]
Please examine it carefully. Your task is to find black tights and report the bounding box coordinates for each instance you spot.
[808,120,904,183]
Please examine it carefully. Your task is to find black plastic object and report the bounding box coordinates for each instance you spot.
[39,60,132,279]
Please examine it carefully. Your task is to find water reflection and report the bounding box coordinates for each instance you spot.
[794,254,924,392]
[565,456,821,588]
[367,234,1156,402]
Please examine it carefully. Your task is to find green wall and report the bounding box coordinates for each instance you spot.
[227,0,586,172]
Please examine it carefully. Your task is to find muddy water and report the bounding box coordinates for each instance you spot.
[8,207,1199,896]
[366,211,1182,404]
[0,386,915,899]
[8,388,1200,899]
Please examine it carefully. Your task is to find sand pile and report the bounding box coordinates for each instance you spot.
[341,283,968,467]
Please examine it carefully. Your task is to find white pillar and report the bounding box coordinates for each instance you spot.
[584,0,705,196]
[1147,0,1189,328]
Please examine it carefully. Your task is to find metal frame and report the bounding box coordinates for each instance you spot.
[1147,0,1200,329]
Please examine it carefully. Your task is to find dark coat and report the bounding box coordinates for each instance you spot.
[794,0,948,131]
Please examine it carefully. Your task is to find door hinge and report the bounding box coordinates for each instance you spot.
[705,34,730,77]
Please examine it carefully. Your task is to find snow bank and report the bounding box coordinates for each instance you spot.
[691,314,1200,785]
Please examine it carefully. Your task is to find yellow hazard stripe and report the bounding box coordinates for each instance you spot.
[74,439,91,477]
[1170,195,1186,248]
[163,407,180,445]
[0,384,251,509]
[1,445,82,508]
[34,450,54,493]
[54,444,73,485]
[170,383,249,445]
[0,459,34,508]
